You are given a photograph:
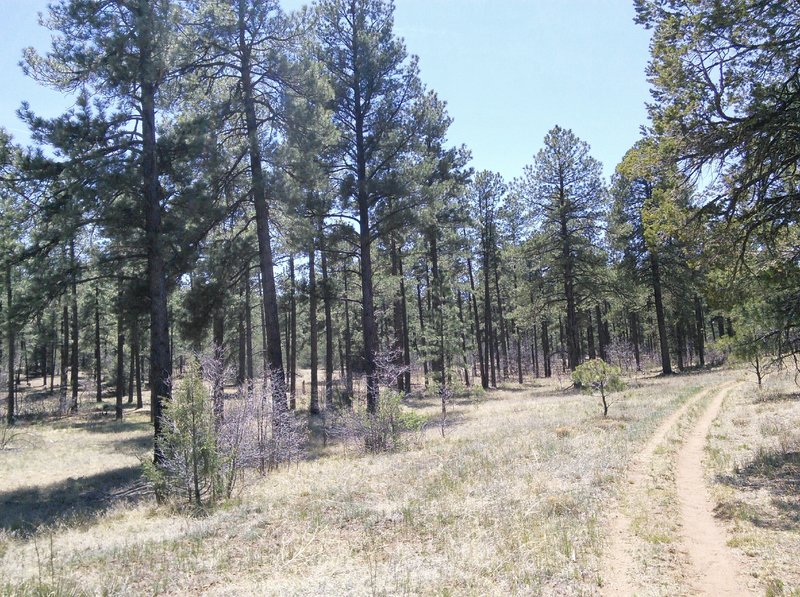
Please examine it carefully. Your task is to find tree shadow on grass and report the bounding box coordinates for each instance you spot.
[63,417,149,435]
[715,450,800,532]
[0,465,148,537]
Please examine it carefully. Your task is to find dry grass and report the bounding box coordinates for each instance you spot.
[0,368,763,595]
[706,372,800,596]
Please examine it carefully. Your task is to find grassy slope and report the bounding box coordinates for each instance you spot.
[0,369,768,596]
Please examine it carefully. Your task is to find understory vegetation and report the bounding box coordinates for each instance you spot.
[0,369,751,596]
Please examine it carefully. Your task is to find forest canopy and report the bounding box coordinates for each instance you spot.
[0,0,797,466]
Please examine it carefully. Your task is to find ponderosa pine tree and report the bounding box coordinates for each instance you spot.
[21,0,212,463]
[316,0,422,413]
[516,126,605,371]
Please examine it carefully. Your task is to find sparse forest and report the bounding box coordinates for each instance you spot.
[0,0,798,595]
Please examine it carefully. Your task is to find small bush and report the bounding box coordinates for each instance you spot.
[327,390,425,454]
[572,359,626,417]
[145,361,223,509]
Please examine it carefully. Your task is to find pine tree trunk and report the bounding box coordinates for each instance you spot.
[398,249,411,393]
[542,321,551,378]
[587,311,596,359]
[134,321,143,409]
[237,4,285,428]
[456,290,470,387]
[288,255,297,409]
[69,239,79,411]
[429,233,446,388]
[694,295,705,367]
[483,260,496,389]
[650,253,672,375]
[467,257,487,389]
[6,266,14,425]
[128,334,135,404]
[95,287,102,402]
[320,232,334,409]
[390,236,405,393]
[308,242,319,415]
[138,0,171,464]
[416,281,428,385]
[343,267,354,403]
[594,304,606,361]
[115,295,125,421]
[245,268,253,380]
[493,264,509,379]
[237,304,246,385]
[351,74,380,413]
[61,303,68,411]
[629,311,641,371]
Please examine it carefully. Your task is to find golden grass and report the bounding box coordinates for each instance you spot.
[0,368,756,595]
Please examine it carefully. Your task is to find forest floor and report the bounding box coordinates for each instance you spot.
[0,366,798,595]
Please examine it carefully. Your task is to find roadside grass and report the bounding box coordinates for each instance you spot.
[0,369,738,595]
[706,372,800,595]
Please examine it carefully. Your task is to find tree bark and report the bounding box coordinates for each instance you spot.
[245,267,253,380]
[308,242,319,415]
[629,311,641,371]
[61,302,68,412]
[115,287,125,420]
[594,304,607,361]
[343,266,354,403]
[320,231,334,409]
[69,239,79,412]
[95,286,102,402]
[466,257,487,389]
[650,253,672,375]
[398,249,412,393]
[429,232,446,388]
[237,2,285,427]
[134,320,143,409]
[542,321,551,378]
[694,295,705,367]
[390,236,405,393]
[456,289,470,387]
[416,281,428,384]
[6,266,14,425]
[287,255,297,408]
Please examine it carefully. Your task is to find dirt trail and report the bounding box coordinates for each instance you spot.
[602,382,753,596]
[675,385,756,596]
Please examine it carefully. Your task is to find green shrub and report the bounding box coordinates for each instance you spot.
[572,359,626,417]
[144,361,222,509]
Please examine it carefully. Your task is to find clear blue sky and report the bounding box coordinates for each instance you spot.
[1,0,652,181]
